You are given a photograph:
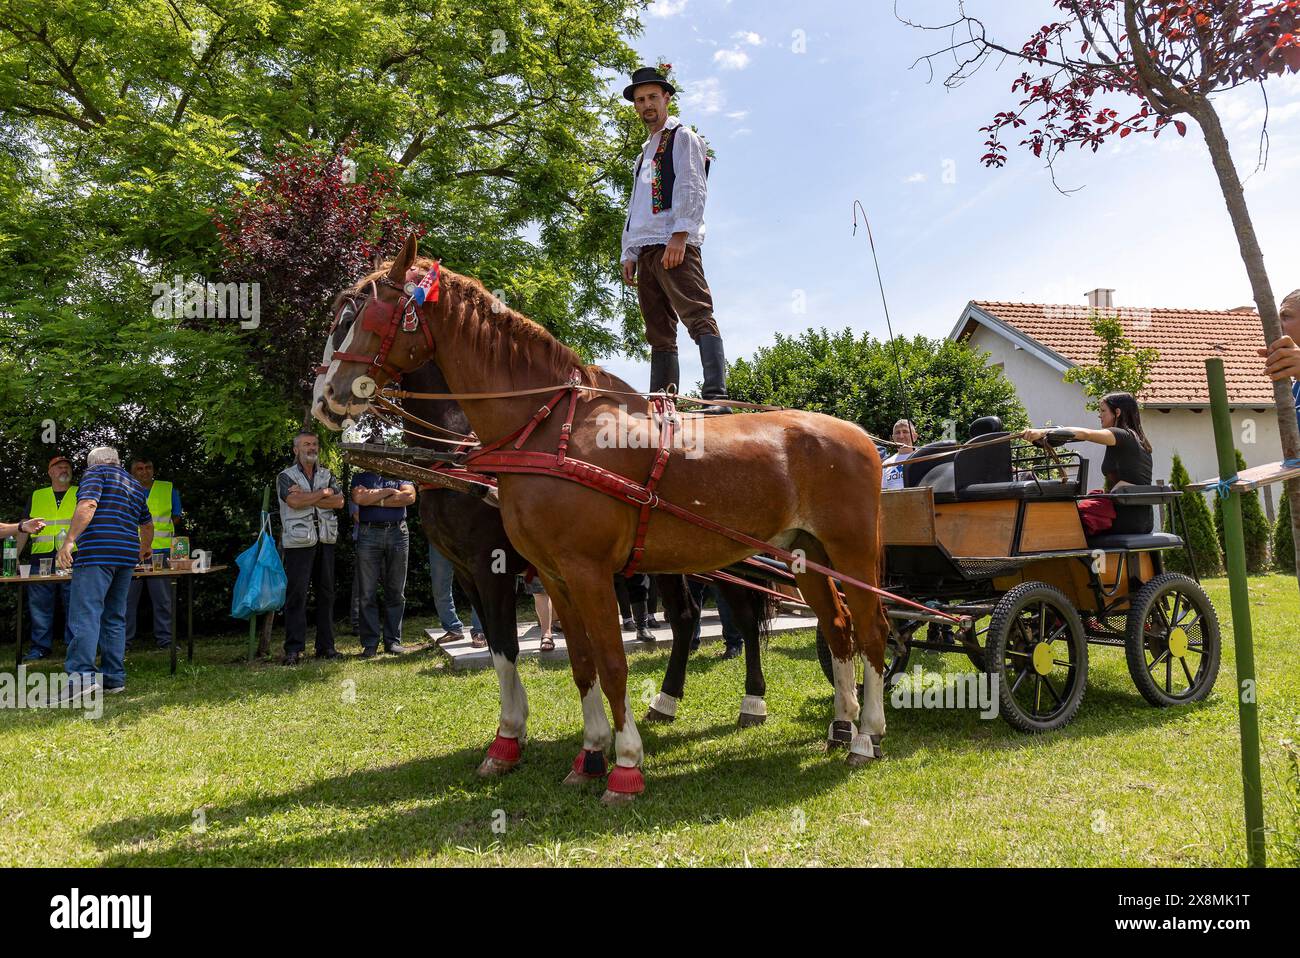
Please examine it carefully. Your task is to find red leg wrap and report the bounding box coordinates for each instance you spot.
[486,731,521,763]
[572,749,608,778]
[606,764,646,794]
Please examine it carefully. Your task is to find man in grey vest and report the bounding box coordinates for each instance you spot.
[277,431,344,664]
[620,64,729,411]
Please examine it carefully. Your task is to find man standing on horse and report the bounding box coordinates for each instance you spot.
[620,65,730,410]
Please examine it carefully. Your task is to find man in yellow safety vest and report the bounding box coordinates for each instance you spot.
[15,455,78,660]
[124,455,183,650]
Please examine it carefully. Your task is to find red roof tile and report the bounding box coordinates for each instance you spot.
[966,301,1277,406]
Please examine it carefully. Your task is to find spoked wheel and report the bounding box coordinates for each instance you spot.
[1124,573,1221,707]
[815,622,914,696]
[985,582,1088,733]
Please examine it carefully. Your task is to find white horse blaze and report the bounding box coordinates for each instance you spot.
[491,652,528,742]
[580,682,612,752]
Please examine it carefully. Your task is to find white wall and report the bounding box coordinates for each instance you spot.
[965,326,1284,513]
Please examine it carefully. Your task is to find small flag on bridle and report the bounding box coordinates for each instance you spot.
[411,262,440,306]
[402,261,440,331]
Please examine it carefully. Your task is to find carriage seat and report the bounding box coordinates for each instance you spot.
[931,478,1081,503]
[1084,531,1184,552]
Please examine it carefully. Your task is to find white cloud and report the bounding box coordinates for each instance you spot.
[733,31,764,46]
[681,76,725,114]
[726,110,749,120]
[714,48,751,70]
[732,128,753,137]
[648,0,688,17]
[904,172,927,184]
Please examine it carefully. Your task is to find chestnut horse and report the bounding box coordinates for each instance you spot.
[311,265,775,775]
[319,236,888,803]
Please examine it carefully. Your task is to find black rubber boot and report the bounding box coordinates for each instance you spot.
[632,601,655,642]
[697,333,731,414]
[649,350,680,394]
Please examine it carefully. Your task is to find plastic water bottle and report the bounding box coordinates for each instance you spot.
[2,537,15,577]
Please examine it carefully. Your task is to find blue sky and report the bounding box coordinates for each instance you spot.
[597,0,1300,389]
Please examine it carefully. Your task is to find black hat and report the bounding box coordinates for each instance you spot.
[623,66,675,102]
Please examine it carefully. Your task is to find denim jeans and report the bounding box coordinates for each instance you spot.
[356,523,409,650]
[65,564,134,686]
[428,543,481,634]
[689,581,743,649]
[27,579,71,656]
[125,567,174,648]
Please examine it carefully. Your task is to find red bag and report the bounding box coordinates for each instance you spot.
[1077,492,1117,535]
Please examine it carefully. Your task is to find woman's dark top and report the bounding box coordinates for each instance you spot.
[1101,427,1153,535]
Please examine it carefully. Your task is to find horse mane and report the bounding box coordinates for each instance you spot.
[336,257,639,399]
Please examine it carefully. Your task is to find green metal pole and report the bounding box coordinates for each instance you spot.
[247,486,270,664]
[1205,358,1266,867]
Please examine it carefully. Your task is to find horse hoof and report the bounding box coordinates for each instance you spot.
[563,748,607,785]
[600,788,638,806]
[477,756,518,777]
[826,719,857,751]
[738,695,767,728]
[846,733,883,767]
[644,706,675,724]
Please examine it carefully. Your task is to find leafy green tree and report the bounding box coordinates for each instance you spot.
[1212,449,1272,574]
[1062,312,1160,410]
[726,330,1028,442]
[1276,483,1297,575]
[1164,454,1223,578]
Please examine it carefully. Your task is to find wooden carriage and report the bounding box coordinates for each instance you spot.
[815,429,1222,733]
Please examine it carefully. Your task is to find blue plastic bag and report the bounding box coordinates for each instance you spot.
[231,516,286,620]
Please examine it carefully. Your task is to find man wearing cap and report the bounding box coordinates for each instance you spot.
[14,455,78,661]
[620,65,730,411]
[123,455,183,650]
[56,446,154,698]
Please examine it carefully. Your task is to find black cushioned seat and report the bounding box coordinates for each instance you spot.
[1084,532,1184,551]
[933,479,1080,503]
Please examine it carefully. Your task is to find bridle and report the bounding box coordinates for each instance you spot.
[321,262,441,383]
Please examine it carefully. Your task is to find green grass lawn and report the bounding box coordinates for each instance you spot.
[2,575,1298,867]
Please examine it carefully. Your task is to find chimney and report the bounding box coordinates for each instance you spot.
[1086,288,1115,310]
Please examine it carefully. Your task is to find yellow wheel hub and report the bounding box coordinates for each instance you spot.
[1168,627,1189,658]
[1031,642,1055,676]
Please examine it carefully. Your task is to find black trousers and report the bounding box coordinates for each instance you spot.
[283,543,336,655]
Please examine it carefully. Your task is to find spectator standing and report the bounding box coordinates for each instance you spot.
[124,455,182,650]
[350,470,416,657]
[277,432,344,665]
[56,447,153,699]
[15,455,78,661]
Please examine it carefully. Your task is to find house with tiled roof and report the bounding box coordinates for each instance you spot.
[950,290,1284,509]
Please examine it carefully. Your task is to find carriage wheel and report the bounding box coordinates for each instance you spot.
[815,622,913,695]
[1124,573,1221,707]
[985,582,1088,733]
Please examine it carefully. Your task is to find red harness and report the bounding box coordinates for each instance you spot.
[329,264,440,380]
[464,383,676,576]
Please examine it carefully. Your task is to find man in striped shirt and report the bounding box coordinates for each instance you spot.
[56,447,154,698]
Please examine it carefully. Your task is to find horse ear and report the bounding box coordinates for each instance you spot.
[386,234,418,285]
